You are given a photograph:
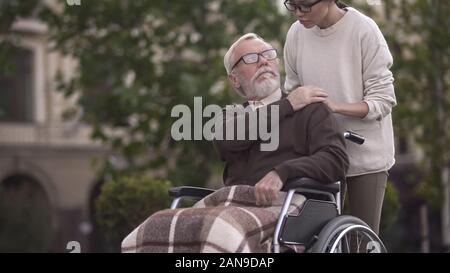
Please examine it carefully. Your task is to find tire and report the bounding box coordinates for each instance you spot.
[310,215,387,253]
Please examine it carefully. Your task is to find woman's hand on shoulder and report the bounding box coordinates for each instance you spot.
[287,85,328,111]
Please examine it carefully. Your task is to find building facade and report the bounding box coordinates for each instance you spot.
[0,17,109,252]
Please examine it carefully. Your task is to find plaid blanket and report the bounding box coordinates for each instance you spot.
[121,185,306,253]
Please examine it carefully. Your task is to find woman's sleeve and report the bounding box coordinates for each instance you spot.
[361,25,397,121]
[283,23,302,92]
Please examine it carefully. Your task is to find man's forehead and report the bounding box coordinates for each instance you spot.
[234,39,271,56]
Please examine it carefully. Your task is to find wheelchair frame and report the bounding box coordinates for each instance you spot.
[168,177,386,253]
[168,131,387,253]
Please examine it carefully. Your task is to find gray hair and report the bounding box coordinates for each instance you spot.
[223,33,266,75]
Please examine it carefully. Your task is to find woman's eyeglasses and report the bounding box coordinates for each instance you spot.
[284,0,322,13]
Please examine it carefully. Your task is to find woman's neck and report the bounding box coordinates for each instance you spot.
[317,4,347,29]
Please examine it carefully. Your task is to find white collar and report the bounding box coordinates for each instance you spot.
[248,89,282,110]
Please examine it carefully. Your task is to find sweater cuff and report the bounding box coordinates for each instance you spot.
[362,100,381,121]
[273,165,290,184]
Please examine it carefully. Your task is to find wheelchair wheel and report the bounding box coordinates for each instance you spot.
[311,215,387,253]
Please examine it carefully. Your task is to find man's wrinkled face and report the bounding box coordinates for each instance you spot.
[229,39,280,100]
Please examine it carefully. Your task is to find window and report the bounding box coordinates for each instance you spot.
[0,47,34,122]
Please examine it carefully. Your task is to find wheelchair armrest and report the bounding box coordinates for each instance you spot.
[168,186,215,199]
[282,177,340,194]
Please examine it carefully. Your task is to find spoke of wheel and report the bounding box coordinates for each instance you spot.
[357,231,363,253]
[345,233,350,253]
[328,225,386,253]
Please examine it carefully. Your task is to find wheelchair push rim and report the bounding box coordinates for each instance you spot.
[311,215,387,253]
[327,224,387,253]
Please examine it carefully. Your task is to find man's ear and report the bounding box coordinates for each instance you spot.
[228,73,240,90]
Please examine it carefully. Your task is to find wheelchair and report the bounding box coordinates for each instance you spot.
[168,131,387,253]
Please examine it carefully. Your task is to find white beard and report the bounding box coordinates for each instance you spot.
[253,77,280,99]
[239,69,281,100]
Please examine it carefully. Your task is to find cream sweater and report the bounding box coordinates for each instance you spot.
[284,7,397,176]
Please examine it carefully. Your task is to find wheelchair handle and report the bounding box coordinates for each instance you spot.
[344,131,365,145]
[282,177,340,194]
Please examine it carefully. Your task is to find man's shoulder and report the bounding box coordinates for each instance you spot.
[288,102,335,126]
[298,102,332,116]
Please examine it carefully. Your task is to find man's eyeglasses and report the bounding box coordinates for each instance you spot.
[284,0,322,13]
[231,48,278,71]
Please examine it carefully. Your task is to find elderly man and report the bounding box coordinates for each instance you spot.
[215,33,349,206]
[121,33,349,253]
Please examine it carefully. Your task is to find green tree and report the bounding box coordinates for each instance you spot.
[0,0,43,34]
[95,174,172,251]
[384,0,450,251]
[37,0,290,186]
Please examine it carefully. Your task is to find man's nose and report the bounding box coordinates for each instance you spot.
[257,54,269,66]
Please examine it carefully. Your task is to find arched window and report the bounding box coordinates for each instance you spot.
[0,47,34,122]
[0,174,54,252]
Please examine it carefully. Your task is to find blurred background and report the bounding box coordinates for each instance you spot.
[0,0,448,252]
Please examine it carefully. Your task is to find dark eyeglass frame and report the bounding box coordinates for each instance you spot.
[283,0,323,13]
[230,48,278,71]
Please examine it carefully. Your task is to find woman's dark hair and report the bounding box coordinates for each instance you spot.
[335,0,349,9]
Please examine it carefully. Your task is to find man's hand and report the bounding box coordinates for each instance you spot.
[254,171,283,206]
[287,86,328,111]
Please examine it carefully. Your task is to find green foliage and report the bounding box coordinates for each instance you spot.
[0,0,41,32]
[384,0,450,204]
[3,0,446,251]
[378,0,450,251]
[35,0,291,186]
[94,174,172,250]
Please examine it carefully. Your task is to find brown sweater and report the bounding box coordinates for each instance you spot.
[213,94,349,186]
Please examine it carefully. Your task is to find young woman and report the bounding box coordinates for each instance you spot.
[283,0,397,234]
